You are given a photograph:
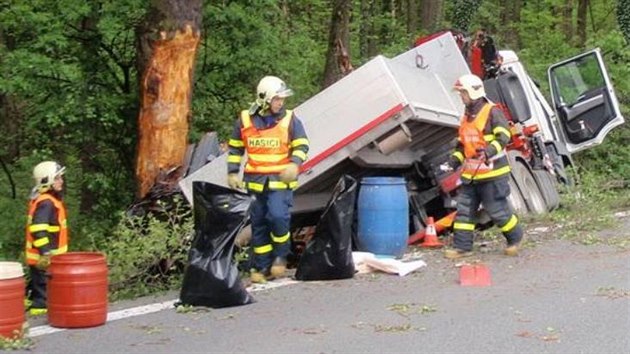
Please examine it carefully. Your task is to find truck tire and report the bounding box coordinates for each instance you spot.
[507,174,528,215]
[532,169,560,211]
[511,161,547,214]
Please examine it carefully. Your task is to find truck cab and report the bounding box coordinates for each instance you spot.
[480,47,624,214]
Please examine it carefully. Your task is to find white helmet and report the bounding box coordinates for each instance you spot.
[453,74,486,100]
[33,161,65,191]
[256,76,293,104]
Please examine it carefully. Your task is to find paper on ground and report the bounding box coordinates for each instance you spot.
[352,251,426,276]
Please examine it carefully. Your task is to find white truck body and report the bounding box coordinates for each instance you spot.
[180,32,624,223]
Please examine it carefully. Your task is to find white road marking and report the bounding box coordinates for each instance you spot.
[29,277,299,337]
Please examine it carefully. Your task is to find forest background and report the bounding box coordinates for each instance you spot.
[1,0,629,298]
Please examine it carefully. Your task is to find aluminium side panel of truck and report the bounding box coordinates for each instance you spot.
[180,33,470,208]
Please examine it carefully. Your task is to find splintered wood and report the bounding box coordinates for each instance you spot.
[136,25,200,198]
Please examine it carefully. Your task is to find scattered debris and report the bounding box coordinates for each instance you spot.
[387,303,437,318]
[218,314,236,320]
[596,286,630,299]
[613,210,630,218]
[516,330,535,338]
[129,324,162,335]
[373,323,413,333]
[352,252,426,276]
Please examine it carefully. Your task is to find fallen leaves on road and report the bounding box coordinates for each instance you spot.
[596,286,630,299]
[387,303,437,317]
[515,327,561,342]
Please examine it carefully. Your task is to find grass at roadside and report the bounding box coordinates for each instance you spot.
[481,170,630,250]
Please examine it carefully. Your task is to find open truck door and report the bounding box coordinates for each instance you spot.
[548,49,625,153]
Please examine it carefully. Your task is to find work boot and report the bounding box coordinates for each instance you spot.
[250,268,271,284]
[444,248,473,259]
[270,257,287,278]
[29,307,47,316]
[504,235,524,257]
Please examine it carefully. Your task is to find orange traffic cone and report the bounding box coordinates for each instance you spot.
[420,217,443,248]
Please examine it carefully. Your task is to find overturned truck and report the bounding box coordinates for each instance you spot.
[180,32,625,238]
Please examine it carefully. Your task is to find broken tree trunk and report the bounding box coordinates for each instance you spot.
[135,0,202,199]
[322,0,353,89]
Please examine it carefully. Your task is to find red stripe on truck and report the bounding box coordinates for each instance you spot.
[300,103,405,173]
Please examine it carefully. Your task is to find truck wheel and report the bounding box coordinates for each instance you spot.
[532,170,560,211]
[511,161,547,214]
[507,174,528,215]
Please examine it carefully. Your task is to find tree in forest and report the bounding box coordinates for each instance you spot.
[576,0,588,46]
[559,0,574,43]
[448,0,483,32]
[135,0,202,199]
[500,0,522,49]
[618,0,630,44]
[322,0,353,89]
[421,0,443,34]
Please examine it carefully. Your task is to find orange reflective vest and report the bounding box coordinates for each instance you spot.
[241,110,293,174]
[25,193,68,265]
[459,103,498,176]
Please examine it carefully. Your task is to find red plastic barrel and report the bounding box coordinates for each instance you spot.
[0,262,25,338]
[48,252,108,328]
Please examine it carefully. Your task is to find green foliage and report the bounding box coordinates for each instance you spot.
[548,169,630,244]
[618,0,630,44]
[575,125,630,180]
[191,1,329,140]
[0,0,141,221]
[446,0,484,32]
[1,0,629,299]
[93,197,193,300]
[0,332,33,351]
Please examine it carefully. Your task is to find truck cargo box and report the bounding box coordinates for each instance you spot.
[180,33,470,212]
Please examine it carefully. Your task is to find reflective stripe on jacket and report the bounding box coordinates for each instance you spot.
[25,193,68,265]
[458,103,510,181]
[241,109,292,174]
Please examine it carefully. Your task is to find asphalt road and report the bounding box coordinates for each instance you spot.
[18,212,630,354]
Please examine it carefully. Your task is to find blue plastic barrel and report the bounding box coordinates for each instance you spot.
[357,177,409,257]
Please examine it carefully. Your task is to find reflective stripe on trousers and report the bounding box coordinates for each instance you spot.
[452,177,523,251]
[250,189,293,270]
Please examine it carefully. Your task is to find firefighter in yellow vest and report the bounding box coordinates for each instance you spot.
[442,74,523,259]
[227,76,309,283]
[25,161,69,315]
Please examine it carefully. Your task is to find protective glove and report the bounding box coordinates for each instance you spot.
[227,173,243,190]
[278,163,299,183]
[36,254,51,270]
[439,162,453,173]
[476,148,489,162]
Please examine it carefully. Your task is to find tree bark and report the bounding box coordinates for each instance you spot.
[322,0,353,89]
[500,0,522,49]
[135,0,202,199]
[0,29,23,161]
[619,0,630,44]
[406,0,419,35]
[360,0,379,58]
[577,0,588,46]
[420,0,442,33]
[562,0,574,43]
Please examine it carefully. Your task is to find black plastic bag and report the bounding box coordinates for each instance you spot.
[179,182,255,308]
[295,175,357,281]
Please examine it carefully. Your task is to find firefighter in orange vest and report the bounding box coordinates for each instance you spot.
[25,161,69,315]
[442,74,523,259]
[227,76,309,283]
